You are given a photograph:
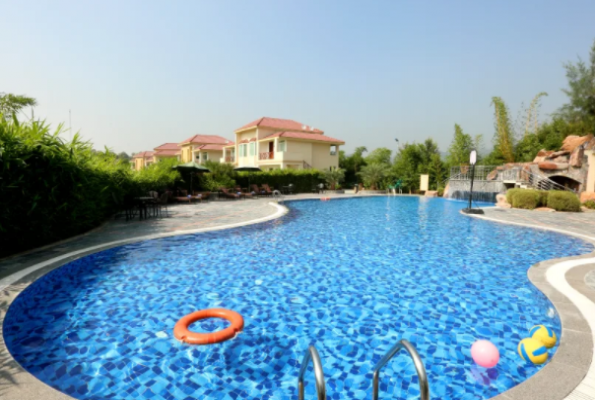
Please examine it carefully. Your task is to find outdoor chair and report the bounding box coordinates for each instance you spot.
[175,189,194,204]
[155,192,169,217]
[112,192,138,221]
[317,183,325,194]
[235,186,253,198]
[193,191,211,202]
[261,184,274,196]
[220,188,241,200]
[250,184,265,196]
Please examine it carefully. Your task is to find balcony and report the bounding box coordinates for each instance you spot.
[259,152,274,160]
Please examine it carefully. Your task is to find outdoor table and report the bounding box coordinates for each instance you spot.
[134,196,155,220]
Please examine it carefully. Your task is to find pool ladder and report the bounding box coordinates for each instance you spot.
[297,339,430,400]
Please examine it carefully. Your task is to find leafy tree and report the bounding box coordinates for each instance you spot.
[524,92,548,136]
[117,152,131,162]
[557,39,595,130]
[320,168,345,190]
[358,163,390,190]
[365,147,392,165]
[491,96,515,163]
[417,139,440,173]
[393,143,423,192]
[514,134,542,162]
[339,146,367,184]
[428,153,445,190]
[446,124,474,167]
[0,93,37,119]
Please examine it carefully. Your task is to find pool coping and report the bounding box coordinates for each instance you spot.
[0,198,593,400]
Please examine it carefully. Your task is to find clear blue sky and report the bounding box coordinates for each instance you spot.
[2,0,594,155]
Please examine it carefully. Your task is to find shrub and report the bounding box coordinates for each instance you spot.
[0,116,181,257]
[235,169,323,193]
[437,188,444,197]
[537,191,549,207]
[320,168,345,190]
[506,188,522,204]
[511,190,541,209]
[583,200,595,209]
[547,191,581,212]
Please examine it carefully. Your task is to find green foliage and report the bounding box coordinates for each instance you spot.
[199,160,236,191]
[446,124,474,167]
[511,189,541,209]
[583,200,595,209]
[557,39,595,130]
[319,168,346,190]
[235,169,322,193]
[506,188,522,205]
[514,134,542,162]
[365,147,392,165]
[392,143,423,192]
[358,163,390,190]
[491,96,515,163]
[428,153,445,190]
[135,158,180,192]
[0,93,37,120]
[547,191,581,212]
[0,116,180,257]
[339,146,367,184]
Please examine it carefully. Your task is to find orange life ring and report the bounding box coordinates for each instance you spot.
[174,308,244,345]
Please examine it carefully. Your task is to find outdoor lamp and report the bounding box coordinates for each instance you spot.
[470,149,477,166]
[462,149,484,215]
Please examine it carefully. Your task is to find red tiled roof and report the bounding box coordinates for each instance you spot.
[132,151,155,159]
[153,143,180,157]
[180,134,233,145]
[195,144,225,151]
[154,143,180,151]
[262,131,345,144]
[154,149,180,156]
[235,117,324,133]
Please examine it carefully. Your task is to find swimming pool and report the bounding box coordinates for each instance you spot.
[4,197,592,400]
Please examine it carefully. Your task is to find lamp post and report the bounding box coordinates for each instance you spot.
[462,149,484,215]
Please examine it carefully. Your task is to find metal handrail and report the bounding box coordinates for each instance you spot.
[373,339,429,400]
[298,346,326,400]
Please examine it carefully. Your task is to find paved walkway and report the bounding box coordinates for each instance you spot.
[481,206,595,239]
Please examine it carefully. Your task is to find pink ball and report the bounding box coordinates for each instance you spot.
[471,340,500,368]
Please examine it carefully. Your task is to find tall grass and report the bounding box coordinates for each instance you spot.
[0,116,179,257]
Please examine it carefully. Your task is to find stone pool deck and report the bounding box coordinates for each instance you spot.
[0,195,594,399]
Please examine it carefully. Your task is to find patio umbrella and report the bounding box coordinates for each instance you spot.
[172,162,210,194]
[234,166,262,189]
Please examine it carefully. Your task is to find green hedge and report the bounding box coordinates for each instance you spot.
[547,191,581,212]
[506,188,581,212]
[235,169,324,193]
[0,117,180,258]
[583,200,595,210]
[512,189,541,209]
[506,188,522,205]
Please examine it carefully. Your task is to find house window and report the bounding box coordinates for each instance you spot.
[195,153,200,160]
[278,140,286,152]
[249,142,256,156]
[330,145,337,156]
[203,152,208,161]
[240,144,247,157]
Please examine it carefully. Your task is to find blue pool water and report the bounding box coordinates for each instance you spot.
[4,197,592,400]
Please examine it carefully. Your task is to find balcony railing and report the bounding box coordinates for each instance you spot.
[225,155,235,162]
[259,152,274,160]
